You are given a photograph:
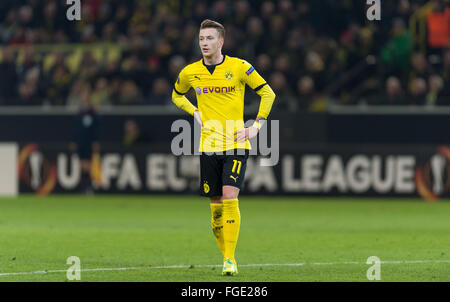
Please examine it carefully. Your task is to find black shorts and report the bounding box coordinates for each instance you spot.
[200,149,249,197]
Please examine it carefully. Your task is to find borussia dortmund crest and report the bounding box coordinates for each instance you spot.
[224,70,233,80]
[203,182,210,193]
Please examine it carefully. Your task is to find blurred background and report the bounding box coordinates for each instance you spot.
[0,0,449,199]
[0,0,449,109]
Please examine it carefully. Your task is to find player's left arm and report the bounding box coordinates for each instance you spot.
[234,60,276,142]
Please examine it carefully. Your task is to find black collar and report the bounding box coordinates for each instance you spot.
[202,55,226,75]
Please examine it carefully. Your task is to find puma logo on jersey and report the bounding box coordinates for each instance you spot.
[230,175,238,183]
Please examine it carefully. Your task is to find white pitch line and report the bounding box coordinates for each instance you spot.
[1,259,449,277]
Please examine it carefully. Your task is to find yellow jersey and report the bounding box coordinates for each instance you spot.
[174,55,268,152]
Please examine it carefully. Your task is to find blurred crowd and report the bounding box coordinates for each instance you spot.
[0,0,449,110]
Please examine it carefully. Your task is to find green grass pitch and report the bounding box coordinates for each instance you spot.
[0,195,449,282]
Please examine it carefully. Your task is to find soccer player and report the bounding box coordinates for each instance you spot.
[171,19,276,276]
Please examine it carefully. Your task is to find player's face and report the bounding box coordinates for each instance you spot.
[199,28,223,58]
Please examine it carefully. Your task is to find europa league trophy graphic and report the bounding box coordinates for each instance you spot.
[431,154,445,195]
[29,151,43,190]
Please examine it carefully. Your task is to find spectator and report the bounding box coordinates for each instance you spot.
[0,0,448,109]
[212,0,229,20]
[260,2,275,26]
[47,52,67,76]
[77,51,99,80]
[233,0,251,29]
[440,49,450,96]
[408,51,432,84]
[168,55,186,83]
[46,63,72,105]
[17,67,42,106]
[426,74,445,105]
[296,76,317,111]
[265,16,286,58]
[241,16,265,60]
[117,80,143,105]
[0,9,17,44]
[380,18,413,77]
[427,1,450,50]
[274,53,295,87]
[148,78,171,105]
[122,54,149,92]
[91,77,110,108]
[0,47,18,104]
[103,59,121,82]
[67,80,91,109]
[374,76,406,105]
[107,78,122,105]
[17,47,40,82]
[408,77,427,105]
[304,51,326,91]
[269,71,297,111]
[255,54,273,78]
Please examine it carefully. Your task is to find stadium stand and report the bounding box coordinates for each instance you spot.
[0,0,449,110]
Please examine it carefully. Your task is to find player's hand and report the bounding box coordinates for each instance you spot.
[233,126,259,143]
[193,110,203,127]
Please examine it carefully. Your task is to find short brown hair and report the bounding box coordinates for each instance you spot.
[200,19,225,39]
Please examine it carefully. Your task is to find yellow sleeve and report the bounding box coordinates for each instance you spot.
[172,67,197,116]
[240,59,266,90]
[174,67,191,95]
[172,90,197,116]
[240,59,276,119]
[254,83,276,119]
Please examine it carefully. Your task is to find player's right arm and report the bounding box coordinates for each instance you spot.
[172,67,203,125]
[172,67,197,115]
